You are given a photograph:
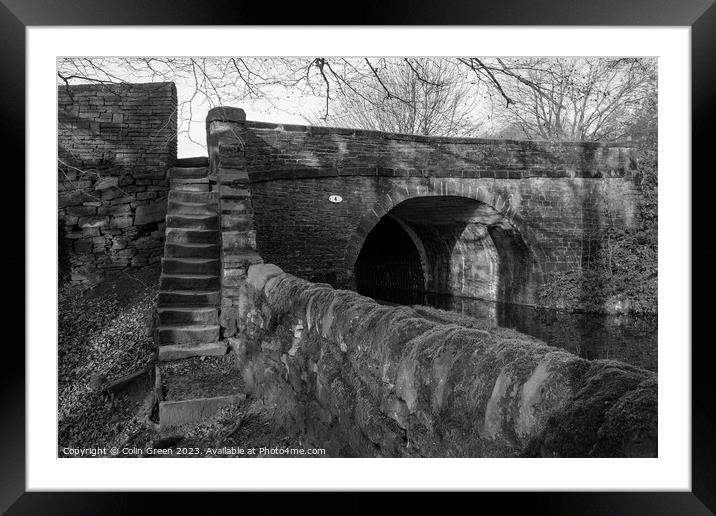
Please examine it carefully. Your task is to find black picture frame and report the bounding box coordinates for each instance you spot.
[4,0,712,512]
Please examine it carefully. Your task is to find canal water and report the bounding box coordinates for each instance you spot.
[376,292,658,372]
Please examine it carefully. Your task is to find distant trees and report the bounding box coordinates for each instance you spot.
[470,57,657,141]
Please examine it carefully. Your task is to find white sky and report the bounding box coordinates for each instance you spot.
[175,79,327,157]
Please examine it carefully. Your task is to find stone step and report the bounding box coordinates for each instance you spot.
[158,290,220,307]
[169,190,218,204]
[164,242,219,259]
[157,354,244,428]
[171,176,210,184]
[166,213,219,230]
[157,341,228,362]
[160,273,220,291]
[157,307,218,325]
[161,258,219,275]
[159,394,245,429]
[156,324,220,345]
[171,182,210,193]
[168,166,208,180]
[174,156,209,168]
[167,201,218,217]
[166,228,219,245]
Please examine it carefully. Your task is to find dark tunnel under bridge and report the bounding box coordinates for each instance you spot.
[353,196,541,307]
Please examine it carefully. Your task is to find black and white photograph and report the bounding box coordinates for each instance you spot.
[56,55,659,459]
[1,3,706,507]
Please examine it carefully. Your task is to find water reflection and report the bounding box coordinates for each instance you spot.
[378,291,658,372]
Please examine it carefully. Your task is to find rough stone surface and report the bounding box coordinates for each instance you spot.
[58,82,177,284]
[135,200,168,225]
[246,263,284,292]
[232,267,657,457]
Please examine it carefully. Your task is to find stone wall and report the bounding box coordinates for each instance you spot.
[232,263,657,458]
[251,175,636,293]
[58,82,177,284]
[238,120,634,177]
[224,120,638,296]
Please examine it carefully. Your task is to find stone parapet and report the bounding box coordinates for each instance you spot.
[232,263,657,457]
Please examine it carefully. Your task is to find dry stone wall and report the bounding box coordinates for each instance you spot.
[232,263,657,458]
[58,82,177,283]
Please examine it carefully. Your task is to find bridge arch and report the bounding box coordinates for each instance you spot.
[344,180,545,306]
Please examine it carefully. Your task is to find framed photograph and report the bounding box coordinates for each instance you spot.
[6,0,712,512]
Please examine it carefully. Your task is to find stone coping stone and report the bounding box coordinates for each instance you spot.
[207,106,246,124]
[247,263,283,292]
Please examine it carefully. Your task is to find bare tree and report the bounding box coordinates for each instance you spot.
[57,56,657,146]
[469,57,657,141]
[307,58,483,137]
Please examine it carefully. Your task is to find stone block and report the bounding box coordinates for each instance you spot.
[221,230,256,251]
[219,169,249,183]
[207,106,246,124]
[74,240,93,254]
[134,200,167,225]
[222,268,246,287]
[110,215,133,229]
[79,216,108,228]
[66,205,97,217]
[221,199,251,213]
[219,185,251,198]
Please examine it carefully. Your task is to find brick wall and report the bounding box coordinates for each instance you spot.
[58,82,177,284]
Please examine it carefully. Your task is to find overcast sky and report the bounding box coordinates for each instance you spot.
[175,79,327,157]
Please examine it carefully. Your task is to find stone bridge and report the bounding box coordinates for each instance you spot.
[56,86,655,457]
[207,107,637,335]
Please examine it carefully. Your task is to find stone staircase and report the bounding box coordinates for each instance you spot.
[153,156,260,432]
[156,158,226,362]
[153,157,246,432]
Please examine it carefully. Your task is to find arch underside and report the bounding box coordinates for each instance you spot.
[351,194,542,306]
